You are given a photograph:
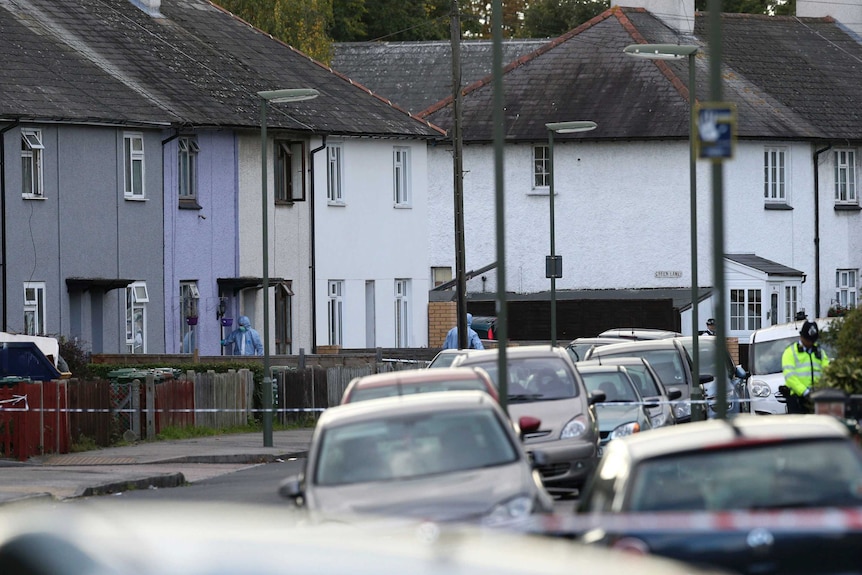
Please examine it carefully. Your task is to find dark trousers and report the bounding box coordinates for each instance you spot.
[786,394,813,414]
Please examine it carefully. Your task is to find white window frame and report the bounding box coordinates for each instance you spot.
[763,146,786,203]
[394,279,410,348]
[126,281,148,353]
[431,266,452,288]
[180,281,200,352]
[328,280,343,346]
[275,140,306,202]
[836,269,858,308]
[393,147,411,206]
[21,129,44,198]
[23,282,46,336]
[730,288,762,332]
[327,144,343,204]
[124,132,145,199]
[178,137,199,200]
[834,149,857,204]
[533,144,550,189]
[784,285,798,324]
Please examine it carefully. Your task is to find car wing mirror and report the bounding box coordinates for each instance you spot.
[589,390,607,405]
[667,389,683,401]
[518,415,541,438]
[735,365,750,379]
[699,374,715,385]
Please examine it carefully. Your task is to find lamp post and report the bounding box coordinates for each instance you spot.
[545,121,597,346]
[258,88,319,447]
[623,43,704,421]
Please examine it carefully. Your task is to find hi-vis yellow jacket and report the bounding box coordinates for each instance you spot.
[782,342,830,396]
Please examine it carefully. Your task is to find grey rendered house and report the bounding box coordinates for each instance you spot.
[333,0,862,345]
[0,0,442,355]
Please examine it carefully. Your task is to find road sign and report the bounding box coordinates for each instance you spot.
[697,103,737,160]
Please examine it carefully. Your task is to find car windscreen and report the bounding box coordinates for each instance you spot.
[314,408,518,486]
[348,378,489,402]
[463,357,579,402]
[628,438,862,512]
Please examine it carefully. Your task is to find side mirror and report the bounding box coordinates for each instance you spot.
[278,474,305,506]
[699,374,715,385]
[589,390,607,405]
[518,415,542,438]
[667,389,683,401]
[735,365,750,379]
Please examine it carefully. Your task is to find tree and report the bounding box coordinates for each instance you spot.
[521,0,607,38]
[358,0,450,41]
[694,0,795,14]
[217,0,334,63]
[819,308,862,394]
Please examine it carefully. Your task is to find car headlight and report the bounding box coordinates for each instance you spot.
[610,421,640,440]
[672,402,691,419]
[482,495,534,527]
[561,416,587,439]
[750,380,772,398]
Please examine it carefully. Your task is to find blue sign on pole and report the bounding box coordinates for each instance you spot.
[697,103,737,160]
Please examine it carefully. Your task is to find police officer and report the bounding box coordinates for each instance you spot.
[702,318,716,336]
[781,320,829,414]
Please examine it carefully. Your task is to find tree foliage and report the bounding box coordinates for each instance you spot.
[819,307,862,394]
[694,0,795,15]
[521,0,607,38]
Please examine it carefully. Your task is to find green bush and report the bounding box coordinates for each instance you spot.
[820,307,862,394]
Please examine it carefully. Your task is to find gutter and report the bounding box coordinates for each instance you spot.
[0,119,21,331]
[308,135,327,354]
[813,142,832,318]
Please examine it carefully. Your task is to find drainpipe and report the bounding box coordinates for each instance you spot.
[0,120,21,331]
[308,135,326,354]
[813,142,831,318]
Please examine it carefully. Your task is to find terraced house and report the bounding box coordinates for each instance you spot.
[0,0,442,355]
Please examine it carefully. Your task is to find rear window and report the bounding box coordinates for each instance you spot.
[628,438,862,512]
[462,357,579,403]
[598,349,687,387]
[348,378,489,402]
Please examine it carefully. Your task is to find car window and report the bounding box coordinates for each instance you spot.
[428,353,459,368]
[314,409,518,485]
[580,372,638,402]
[348,378,490,403]
[621,364,662,397]
[628,439,862,512]
[599,349,686,387]
[463,357,579,402]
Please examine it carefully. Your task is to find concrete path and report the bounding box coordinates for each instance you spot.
[0,428,313,505]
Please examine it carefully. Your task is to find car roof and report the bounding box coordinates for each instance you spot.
[348,367,489,389]
[567,337,622,345]
[587,338,685,356]
[573,363,627,375]
[749,317,837,343]
[609,414,851,462]
[597,328,682,340]
[319,389,499,428]
[454,344,570,362]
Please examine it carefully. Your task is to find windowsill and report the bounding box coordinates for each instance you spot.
[124,196,148,202]
[393,204,412,209]
[22,194,46,200]
[179,199,202,210]
[275,199,304,206]
[527,188,551,196]
[834,204,861,212]
[764,203,792,210]
[328,201,346,207]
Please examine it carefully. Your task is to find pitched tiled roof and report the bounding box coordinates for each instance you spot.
[331,39,548,115]
[415,6,862,143]
[726,254,805,277]
[0,0,442,138]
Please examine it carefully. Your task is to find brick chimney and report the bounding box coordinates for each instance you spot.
[130,0,162,17]
[798,0,862,39]
[615,0,695,35]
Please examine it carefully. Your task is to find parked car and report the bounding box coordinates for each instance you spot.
[747,317,837,415]
[341,367,499,404]
[427,348,470,368]
[469,315,497,340]
[449,345,601,497]
[572,363,652,456]
[597,328,682,341]
[575,415,862,574]
[576,356,680,428]
[565,337,622,363]
[279,390,554,525]
[676,336,751,416]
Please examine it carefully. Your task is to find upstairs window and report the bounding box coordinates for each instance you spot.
[21,130,44,198]
[533,145,550,189]
[764,147,786,203]
[393,147,411,206]
[327,144,343,204]
[275,141,306,202]
[178,137,199,200]
[834,149,857,205]
[124,133,145,199]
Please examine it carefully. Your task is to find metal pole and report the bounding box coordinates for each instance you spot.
[260,98,273,446]
[689,51,703,421]
[451,0,468,349]
[549,129,557,346]
[708,0,727,420]
[492,0,507,413]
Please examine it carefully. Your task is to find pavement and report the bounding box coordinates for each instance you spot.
[0,428,314,505]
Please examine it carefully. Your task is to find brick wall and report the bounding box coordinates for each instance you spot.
[428,301,457,348]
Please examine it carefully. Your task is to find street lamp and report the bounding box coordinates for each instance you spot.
[545,121,597,346]
[624,43,703,420]
[258,88,319,447]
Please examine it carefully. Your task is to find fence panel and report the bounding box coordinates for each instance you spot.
[155,377,194,431]
[68,379,113,447]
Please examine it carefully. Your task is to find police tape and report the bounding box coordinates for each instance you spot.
[525,508,862,534]
[0,406,326,413]
[595,397,772,406]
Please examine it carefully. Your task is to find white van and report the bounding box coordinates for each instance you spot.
[747,317,836,415]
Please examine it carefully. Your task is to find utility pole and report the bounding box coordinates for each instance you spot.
[451,0,468,349]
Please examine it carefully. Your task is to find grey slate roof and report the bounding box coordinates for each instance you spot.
[403,6,862,143]
[0,0,442,138]
[331,39,548,115]
[725,254,805,277]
